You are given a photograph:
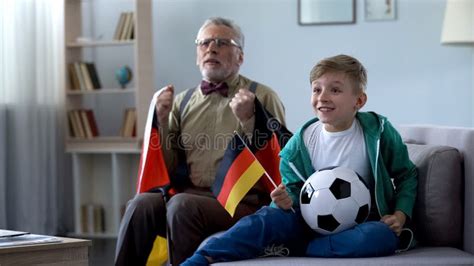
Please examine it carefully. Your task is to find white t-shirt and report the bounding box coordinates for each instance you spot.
[303,120,374,191]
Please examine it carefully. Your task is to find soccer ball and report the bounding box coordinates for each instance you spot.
[300,166,371,235]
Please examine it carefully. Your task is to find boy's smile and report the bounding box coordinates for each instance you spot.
[311,71,367,132]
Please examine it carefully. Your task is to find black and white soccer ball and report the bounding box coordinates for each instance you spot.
[300,166,371,235]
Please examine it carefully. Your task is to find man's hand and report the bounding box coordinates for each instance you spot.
[380,210,406,236]
[229,88,255,124]
[155,85,174,125]
[270,184,293,210]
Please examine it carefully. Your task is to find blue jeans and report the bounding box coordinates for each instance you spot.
[185,206,399,264]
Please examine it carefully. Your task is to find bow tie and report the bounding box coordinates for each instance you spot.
[200,80,229,97]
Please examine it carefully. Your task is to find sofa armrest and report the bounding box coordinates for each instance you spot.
[407,144,462,247]
[399,125,474,254]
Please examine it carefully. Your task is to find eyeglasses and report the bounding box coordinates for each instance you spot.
[195,38,241,49]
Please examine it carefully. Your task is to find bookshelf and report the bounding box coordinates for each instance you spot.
[64,0,153,238]
[67,40,135,48]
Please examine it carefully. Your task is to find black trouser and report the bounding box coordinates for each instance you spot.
[114,188,265,265]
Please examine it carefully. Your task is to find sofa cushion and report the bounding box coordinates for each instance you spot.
[213,247,474,265]
[406,144,463,247]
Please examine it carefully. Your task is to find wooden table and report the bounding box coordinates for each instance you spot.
[0,237,91,265]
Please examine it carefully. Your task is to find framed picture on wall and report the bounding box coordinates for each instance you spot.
[365,0,396,21]
[298,0,355,25]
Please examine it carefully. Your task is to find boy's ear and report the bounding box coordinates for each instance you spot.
[356,92,367,110]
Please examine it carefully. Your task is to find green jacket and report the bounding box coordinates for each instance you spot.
[277,112,418,219]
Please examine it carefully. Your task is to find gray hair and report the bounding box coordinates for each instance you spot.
[197,17,245,50]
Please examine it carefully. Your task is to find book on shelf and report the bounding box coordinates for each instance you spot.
[114,12,135,41]
[80,111,93,139]
[84,109,99,137]
[67,63,81,90]
[80,204,105,234]
[72,62,86,91]
[70,110,86,138]
[68,109,99,139]
[79,62,94,90]
[86,63,102,89]
[113,12,126,40]
[120,108,136,137]
[67,62,101,91]
[124,12,135,40]
[68,111,81,139]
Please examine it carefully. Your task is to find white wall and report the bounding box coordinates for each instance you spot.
[153,0,473,131]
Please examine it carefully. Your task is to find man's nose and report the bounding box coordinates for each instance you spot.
[206,40,218,52]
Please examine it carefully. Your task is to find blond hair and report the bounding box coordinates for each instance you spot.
[309,54,367,94]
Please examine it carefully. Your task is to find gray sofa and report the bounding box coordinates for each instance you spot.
[213,125,474,265]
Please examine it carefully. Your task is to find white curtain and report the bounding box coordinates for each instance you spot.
[0,0,66,235]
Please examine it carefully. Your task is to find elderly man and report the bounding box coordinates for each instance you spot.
[115,17,285,265]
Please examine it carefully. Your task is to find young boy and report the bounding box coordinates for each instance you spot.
[182,55,418,265]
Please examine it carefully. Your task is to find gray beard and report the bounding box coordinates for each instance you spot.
[201,68,230,83]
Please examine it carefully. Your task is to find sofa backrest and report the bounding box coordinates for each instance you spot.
[398,125,474,254]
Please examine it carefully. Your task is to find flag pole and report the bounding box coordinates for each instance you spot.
[234,131,295,213]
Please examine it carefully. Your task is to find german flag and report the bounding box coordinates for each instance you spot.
[136,90,170,193]
[251,99,292,192]
[212,133,266,217]
[212,98,292,216]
